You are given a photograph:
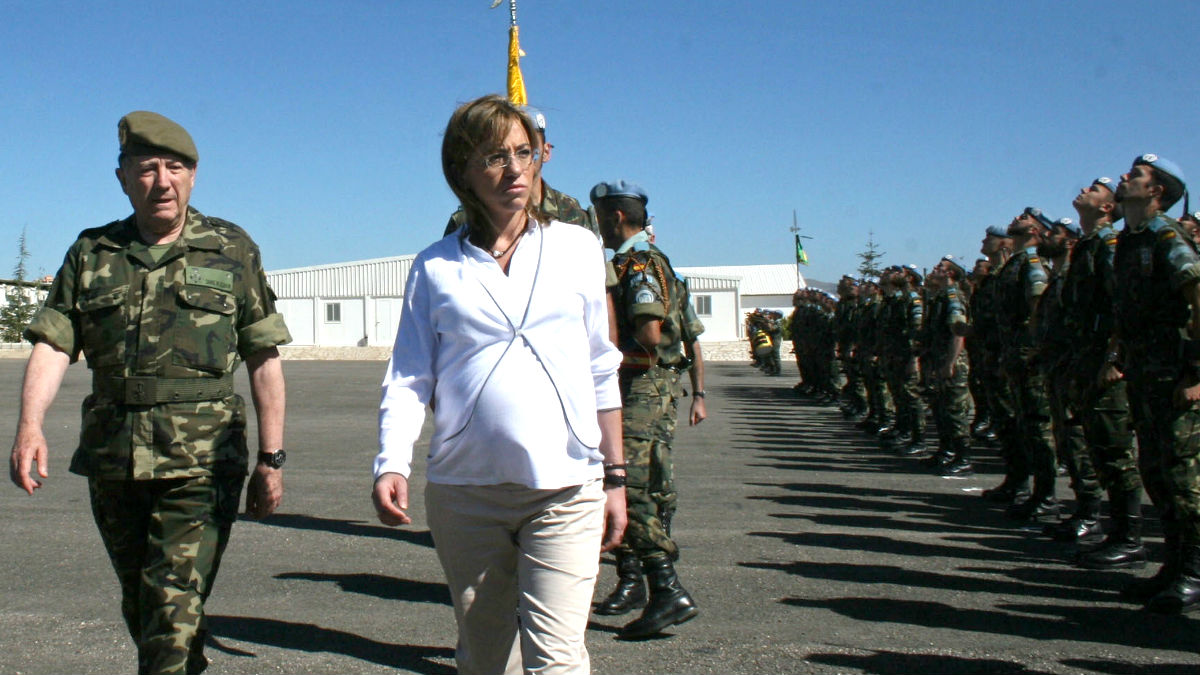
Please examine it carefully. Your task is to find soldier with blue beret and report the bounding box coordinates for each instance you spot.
[590,179,700,638]
[1109,154,1200,613]
[9,111,292,674]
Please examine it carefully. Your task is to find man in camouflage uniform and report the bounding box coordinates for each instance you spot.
[1061,177,1146,568]
[1109,155,1200,613]
[8,111,291,675]
[995,208,1058,521]
[590,180,699,638]
[879,265,926,455]
[444,106,595,237]
[835,278,868,417]
[857,280,894,434]
[966,258,994,438]
[924,256,973,475]
[1033,217,1100,541]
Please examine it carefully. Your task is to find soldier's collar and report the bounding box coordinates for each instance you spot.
[615,229,651,255]
[179,207,223,251]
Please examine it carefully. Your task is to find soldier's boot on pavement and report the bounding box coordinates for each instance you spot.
[1146,544,1200,614]
[971,415,991,439]
[1076,490,1147,569]
[1049,496,1104,544]
[897,435,928,457]
[1122,531,1181,602]
[920,444,952,467]
[619,554,699,639]
[983,472,1030,504]
[939,441,974,477]
[596,553,647,616]
[1007,478,1059,522]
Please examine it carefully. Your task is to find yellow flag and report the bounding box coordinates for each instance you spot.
[507,24,527,105]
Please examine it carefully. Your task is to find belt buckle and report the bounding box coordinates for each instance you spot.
[124,377,157,405]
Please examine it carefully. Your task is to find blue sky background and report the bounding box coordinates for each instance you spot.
[4,0,1200,286]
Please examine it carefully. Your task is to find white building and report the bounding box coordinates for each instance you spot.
[266,258,802,346]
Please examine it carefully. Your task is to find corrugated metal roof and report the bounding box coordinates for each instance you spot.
[268,255,416,298]
[675,264,804,295]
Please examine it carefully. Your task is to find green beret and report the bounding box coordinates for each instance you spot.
[118,111,198,164]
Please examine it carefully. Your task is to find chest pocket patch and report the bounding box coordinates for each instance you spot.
[174,286,237,373]
[185,266,234,292]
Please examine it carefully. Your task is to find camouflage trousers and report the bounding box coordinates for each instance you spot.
[840,355,867,411]
[89,472,244,675]
[931,353,970,449]
[966,342,991,423]
[1046,366,1100,503]
[863,357,893,425]
[884,357,926,439]
[988,361,1026,483]
[1002,358,1056,490]
[1074,377,1141,494]
[1125,370,1200,545]
[619,367,682,560]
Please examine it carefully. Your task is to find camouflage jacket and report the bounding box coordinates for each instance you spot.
[1113,213,1200,369]
[926,285,968,362]
[611,233,687,370]
[444,180,598,237]
[1061,226,1119,371]
[1032,260,1072,368]
[995,246,1047,355]
[25,208,292,480]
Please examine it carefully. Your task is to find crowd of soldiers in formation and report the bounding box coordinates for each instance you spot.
[778,156,1200,616]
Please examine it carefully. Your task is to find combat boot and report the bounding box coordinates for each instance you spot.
[595,553,647,616]
[1076,490,1146,569]
[1122,532,1181,602]
[619,554,699,639]
[1007,479,1059,522]
[983,474,1030,504]
[1050,497,1104,544]
[1146,544,1200,614]
[939,441,974,477]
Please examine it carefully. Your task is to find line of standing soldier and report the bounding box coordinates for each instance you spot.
[790,154,1200,615]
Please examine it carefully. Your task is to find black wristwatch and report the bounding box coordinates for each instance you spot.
[694,390,707,398]
[257,449,286,469]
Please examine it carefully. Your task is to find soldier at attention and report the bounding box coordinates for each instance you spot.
[590,180,700,639]
[9,111,291,675]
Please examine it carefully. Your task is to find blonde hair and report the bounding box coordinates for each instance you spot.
[441,94,544,239]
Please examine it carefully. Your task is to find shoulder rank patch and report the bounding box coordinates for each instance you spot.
[185,266,234,292]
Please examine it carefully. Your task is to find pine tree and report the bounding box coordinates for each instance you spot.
[1,228,39,342]
[856,230,886,280]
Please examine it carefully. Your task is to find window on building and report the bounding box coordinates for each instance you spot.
[325,302,342,323]
[694,294,712,317]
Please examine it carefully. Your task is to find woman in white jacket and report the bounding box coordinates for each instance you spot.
[372,94,626,675]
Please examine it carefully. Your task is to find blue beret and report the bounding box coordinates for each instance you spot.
[902,263,923,283]
[590,180,649,205]
[940,254,967,277]
[1054,217,1081,237]
[1134,153,1185,186]
[985,225,1009,238]
[1022,207,1054,230]
[521,106,547,133]
[1092,177,1118,194]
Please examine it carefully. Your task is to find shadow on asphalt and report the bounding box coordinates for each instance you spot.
[208,615,455,674]
[275,572,451,605]
[249,513,436,547]
[720,367,1200,669]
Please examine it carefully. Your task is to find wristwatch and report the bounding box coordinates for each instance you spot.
[694,390,707,398]
[257,449,287,469]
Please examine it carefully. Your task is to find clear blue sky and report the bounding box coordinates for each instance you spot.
[4,0,1200,286]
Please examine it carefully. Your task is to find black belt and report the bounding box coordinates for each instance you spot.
[94,374,235,405]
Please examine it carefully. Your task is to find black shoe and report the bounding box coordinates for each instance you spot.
[1049,517,1105,544]
[1007,495,1060,522]
[1147,545,1200,614]
[619,556,699,639]
[940,458,974,477]
[896,440,929,457]
[878,426,900,441]
[595,554,647,616]
[1076,541,1148,570]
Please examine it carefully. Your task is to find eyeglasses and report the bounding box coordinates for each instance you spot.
[479,147,540,171]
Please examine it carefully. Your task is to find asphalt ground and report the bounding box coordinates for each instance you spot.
[2,359,1199,674]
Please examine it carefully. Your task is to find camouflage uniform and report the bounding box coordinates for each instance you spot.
[1113,214,1200,550]
[926,284,971,464]
[995,246,1057,513]
[610,231,690,560]
[24,208,291,675]
[881,287,926,442]
[1034,258,1099,515]
[858,291,893,431]
[836,294,867,413]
